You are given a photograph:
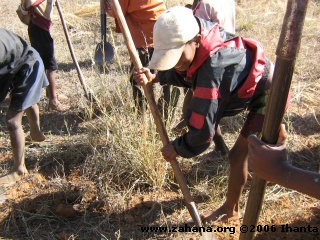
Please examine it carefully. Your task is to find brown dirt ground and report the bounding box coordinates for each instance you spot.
[1,0,320,239]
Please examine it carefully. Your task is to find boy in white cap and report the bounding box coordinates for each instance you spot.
[175,0,236,155]
[133,6,280,221]
[0,28,48,187]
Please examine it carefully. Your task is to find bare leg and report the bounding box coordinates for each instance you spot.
[25,104,45,142]
[202,134,248,222]
[0,109,28,187]
[46,69,62,111]
[202,126,230,160]
[213,125,229,155]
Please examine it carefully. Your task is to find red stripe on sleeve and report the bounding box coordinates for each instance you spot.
[189,112,205,129]
[194,87,220,99]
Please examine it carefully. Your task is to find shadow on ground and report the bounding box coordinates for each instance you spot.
[289,113,320,136]
[0,190,194,239]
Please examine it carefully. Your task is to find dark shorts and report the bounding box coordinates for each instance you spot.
[240,59,290,138]
[7,52,49,111]
[28,22,58,70]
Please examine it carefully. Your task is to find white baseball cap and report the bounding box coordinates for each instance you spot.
[149,6,200,71]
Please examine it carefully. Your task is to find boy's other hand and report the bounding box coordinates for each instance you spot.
[247,124,288,182]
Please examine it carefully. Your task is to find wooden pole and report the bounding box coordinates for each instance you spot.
[240,1,309,239]
[56,0,91,101]
[110,1,217,239]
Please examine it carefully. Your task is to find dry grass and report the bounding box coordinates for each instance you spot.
[0,0,319,239]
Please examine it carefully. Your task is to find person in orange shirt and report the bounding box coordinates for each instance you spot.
[104,0,173,117]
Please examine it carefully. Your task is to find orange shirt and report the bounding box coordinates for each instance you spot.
[105,0,166,48]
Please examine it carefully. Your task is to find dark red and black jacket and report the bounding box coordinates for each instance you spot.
[158,17,267,158]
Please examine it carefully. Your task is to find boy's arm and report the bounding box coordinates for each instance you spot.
[280,164,320,200]
[170,69,220,158]
[44,0,54,20]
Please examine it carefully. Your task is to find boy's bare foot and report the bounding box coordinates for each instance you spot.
[48,99,63,111]
[30,130,46,142]
[30,127,46,142]
[0,170,28,187]
[201,206,240,223]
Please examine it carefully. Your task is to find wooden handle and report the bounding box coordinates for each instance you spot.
[110,0,205,230]
[240,1,309,239]
[56,0,91,100]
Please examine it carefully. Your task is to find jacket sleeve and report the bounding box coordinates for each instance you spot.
[172,61,219,158]
[157,69,192,88]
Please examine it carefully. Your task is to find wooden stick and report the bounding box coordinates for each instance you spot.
[109,1,217,239]
[240,1,309,239]
[56,0,91,101]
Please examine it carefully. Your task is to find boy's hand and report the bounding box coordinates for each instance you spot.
[133,67,155,85]
[161,143,178,162]
[247,124,288,182]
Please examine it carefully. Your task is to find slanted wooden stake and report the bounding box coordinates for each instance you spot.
[240,1,309,240]
[110,0,217,239]
[56,0,92,101]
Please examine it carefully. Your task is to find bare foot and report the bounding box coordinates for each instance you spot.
[30,130,46,142]
[0,171,28,187]
[48,99,64,111]
[202,206,241,223]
